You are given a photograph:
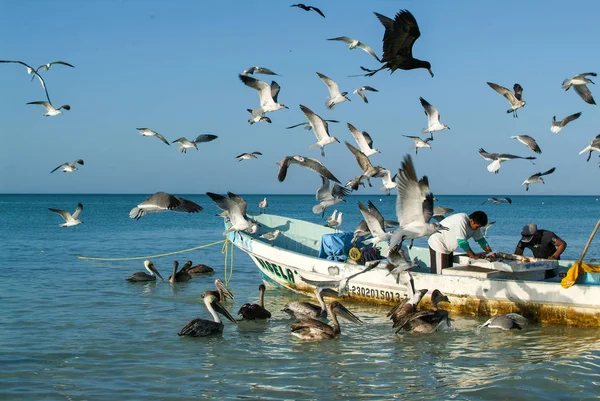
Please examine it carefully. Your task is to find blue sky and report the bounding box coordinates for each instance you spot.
[0,0,599,195]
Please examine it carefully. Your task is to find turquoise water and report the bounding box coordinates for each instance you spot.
[1,194,600,400]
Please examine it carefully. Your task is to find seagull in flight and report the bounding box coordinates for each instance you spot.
[129,192,203,220]
[347,123,379,156]
[0,60,52,102]
[27,101,70,117]
[51,159,84,173]
[403,135,432,154]
[316,72,350,109]
[239,74,287,116]
[522,167,556,191]
[172,134,217,153]
[353,85,379,103]
[358,200,392,245]
[360,10,433,78]
[327,37,381,62]
[478,148,536,174]
[375,169,398,195]
[276,155,340,183]
[579,134,600,161]
[313,176,350,216]
[33,60,74,78]
[481,197,512,205]
[137,128,170,145]
[290,3,325,18]
[551,112,581,133]
[420,97,449,138]
[299,104,339,156]
[206,192,258,235]
[236,151,262,161]
[562,72,596,105]
[511,135,541,154]
[49,203,83,227]
[487,82,526,117]
[285,118,339,130]
[432,206,453,222]
[247,109,272,125]
[345,141,384,187]
[241,66,280,76]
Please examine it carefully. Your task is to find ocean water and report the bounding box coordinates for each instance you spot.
[1,194,600,400]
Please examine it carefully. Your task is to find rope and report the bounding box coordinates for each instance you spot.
[221,237,235,286]
[77,239,226,261]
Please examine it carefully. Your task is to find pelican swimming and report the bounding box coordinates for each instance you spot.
[168,260,192,283]
[238,284,271,320]
[290,301,362,341]
[180,260,214,275]
[127,260,164,282]
[388,289,428,330]
[282,287,338,319]
[396,289,452,334]
[178,291,237,337]
[205,278,235,303]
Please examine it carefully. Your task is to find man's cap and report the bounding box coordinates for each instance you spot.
[521,224,537,243]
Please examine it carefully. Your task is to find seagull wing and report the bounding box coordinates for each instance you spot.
[513,135,541,154]
[71,203,84,219]
[300,105,329,140]
[309,5,325,18]
[487,82,519,106]
[348,123,373,154]
[48,207,72,222]
[315,176,332,202]
[362,131,374,148]
[539,167,556,177]
[420,97,440,126]
[327,36,354,44]
[478,148,498,161]
[0,60,51,103]
[270,81,281,103]
[227,192,249,218]
[172,195,203,213]
[345,141,373,174]
[278,155,341,183]
[573,84,596,105]
[285,122,309,129]
[50,163,67,173]
[153,132,170,145]
[355,88,368,103]
[331,183,350,199]
[193,134,218,143]
[395,155,428,226]
[513,83,524,101]
[358,201,386,236]
[561,112,582,127]
[239,74,274,107]
[316,72,341,98]
[357,42,381,62]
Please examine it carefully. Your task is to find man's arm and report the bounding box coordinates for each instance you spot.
[514,242,524,256]
[549,237,567,260]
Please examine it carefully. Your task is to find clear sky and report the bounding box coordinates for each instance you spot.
[0,0,598,195]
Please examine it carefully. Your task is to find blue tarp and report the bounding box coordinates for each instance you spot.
[318,232,355,262]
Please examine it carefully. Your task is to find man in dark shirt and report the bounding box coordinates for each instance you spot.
[514,224,567,260]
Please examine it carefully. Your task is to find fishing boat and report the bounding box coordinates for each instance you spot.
[225,213,600,327]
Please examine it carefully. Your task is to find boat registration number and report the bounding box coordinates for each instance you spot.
[349,285,402,302]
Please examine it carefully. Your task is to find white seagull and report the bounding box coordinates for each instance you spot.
[129,192,203,220]
[327,211,343,230]
[347,123,379,156]
[358,200,392,245]
[27,101,70,117]
[420,97,449,138]
[579,134,600,161]
[511,135,541,154]
[562,72,596,105]
[50,159,84,173]
[286,119,339,130]
[236,151,262,161]
[276,155,340,183]
[241,66,280,76]
[487,82,526,117]
[481,197,512,205]
[33,60,74,74]
[48,203,83,227]
[258,197,268,213]
[207,192,258,235]
[137,128,170,146]
[299,104,340,156]
[403,135,432,154]
[313,176,350,216]
[171,134,217,153]
[551,112,582,133]
[353,85,379,103]
[375,168,397,195]
[247,109,272,125]
[316,72,350,109]
[345,141,384,187]
[478,148,536,174]
[0,60,52,102]
[239,74,287,115]
[522,167,556,191]
[388,154,448,249]
[327,36,381,62]
[260,230,280,246]
[326,210,338,226]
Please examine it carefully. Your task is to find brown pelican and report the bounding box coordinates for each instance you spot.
[238,284,271,320]
[291,301,362,340]
[205,278,235,303]
[127,260,164,282]
[388,289,428,329]
[282,287,338,319]
[480,313,530,331]
[168,261,192,283]
[180,260,214,275]
[396,289,452,334]
[178,291,237,337]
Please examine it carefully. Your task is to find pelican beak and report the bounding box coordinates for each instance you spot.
[215,279,235,299]
[428,69,434,78]
[151,264,164,281]
[213,300,237,324]
[334,303,363,324]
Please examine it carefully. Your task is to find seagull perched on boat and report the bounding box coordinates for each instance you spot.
[345,141,384,187]
[579,134,600,161]
[247,109,272,125]
[260,230,280,246]
[127,260,164,282]
[27,101,70,117]
[522,167,556,191]
[206,192,259,235]
[239,74,288,116]
[48,203,83,227]
[129,192,203,220]
[50,159,84,173]
[290,3,325,18]
[420,97,449,138]
[236,151,262,161]
[562,72,596,105]
[241,66,280,76]
[551,112,581,133]
[299,104,339,156]
[313,176,350,216]
[478,148,537,174]
[481,197,512,205]
[388,154,447,250]
[178,291,237,337]
[511,135,541,154]
[316,72,350,109]
[0,60,52,102]
[358,200,392,245]
[360,10,433,78]
[327,37,380,62]
[353,85,379,103]
[375,169,398,195]
[403,135,432,154]
[258,197,268,213]
[137,128,170,146]
[171,134,217,153]
[326,209,338,225]
[347,123,379,157]
[327,212,343,230]
[479,313,530,331]
[487,82,526,117]
[277,155,341,183]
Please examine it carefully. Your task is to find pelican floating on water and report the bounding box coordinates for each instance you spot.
[395,289,452,334]
[290,301,362,340]
[178,291,237,337]
[168,261,192,283]
[127,260,164,282]
[181,260,214,275]
[238,284,271,320]
[282,287,338,319]
[205,278,235,303]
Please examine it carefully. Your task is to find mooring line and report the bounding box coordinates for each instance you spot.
[77,239,226,261]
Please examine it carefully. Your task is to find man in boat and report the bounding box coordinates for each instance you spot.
[427,211,494,274]
[514,224,567,260]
